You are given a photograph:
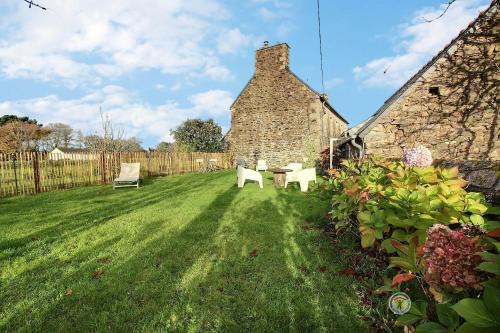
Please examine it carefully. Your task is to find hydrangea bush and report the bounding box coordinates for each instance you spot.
[423,224,484,292]
[403,145,433,167]
[327,154,499,332]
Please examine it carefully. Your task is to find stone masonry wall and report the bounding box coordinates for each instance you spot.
[227,43,347,168]
[363,4,499,161]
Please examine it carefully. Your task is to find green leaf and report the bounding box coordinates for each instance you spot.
[381,239,396,253]
[411,229,428,244]
[479,252,499,263]
[360,227,376,248]
[484,220,500,232]
[483,284,500,316]
[389,256,415,271]
[373,228,383,239]
[395,313,421,326]
[415,322,447,333]
[409,299,428,318]
[392,229,408,241]
[387,215,407,227]
[468,202,488,215]
[456,322,500,333]
[486,206,500,215]
[436,303,459,329]
[477,262,500,275]
[452,299,498,328]
[439,183,451,196]
[441,167,459,180]
[357,211,371,224]
[470,214,485,225]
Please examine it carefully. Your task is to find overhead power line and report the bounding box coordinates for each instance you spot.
[316,0,327,149]
[316,0,325,95]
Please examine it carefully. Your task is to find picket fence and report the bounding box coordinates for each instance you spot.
[0,151,233,198]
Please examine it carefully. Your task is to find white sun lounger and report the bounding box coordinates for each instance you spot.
[113,163,141,189]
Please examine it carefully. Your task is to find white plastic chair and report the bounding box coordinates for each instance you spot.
[283,163,303,187]
[285,166,316,192]
[256,160,268,172]
[297,168,317,192]
[113,163,140,189]
[237,166,263,189]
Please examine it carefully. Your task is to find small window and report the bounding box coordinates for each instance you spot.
[429,86,440,96]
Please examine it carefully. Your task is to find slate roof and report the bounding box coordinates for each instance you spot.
[351,0,498,138]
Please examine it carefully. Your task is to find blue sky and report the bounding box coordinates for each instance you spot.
[0,0,490,148]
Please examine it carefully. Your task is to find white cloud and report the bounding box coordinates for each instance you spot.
[353,0,489,87]
[170,83,183,92]
[253,0,293,21]
[0,86,232,144]
[252,0,292,9]
[190,90,233,116]
[0,0,234,86]
[257,7,279,20]
[217,28,251,54]
[325,78,344,89]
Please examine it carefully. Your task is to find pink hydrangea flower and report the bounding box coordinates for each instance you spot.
[403,145,433,167]
[423,224,484,292]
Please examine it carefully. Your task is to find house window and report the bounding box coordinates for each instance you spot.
[429,86,440,96]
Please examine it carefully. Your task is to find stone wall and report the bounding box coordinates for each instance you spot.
[226,43,347,168]
[363,4,499,161]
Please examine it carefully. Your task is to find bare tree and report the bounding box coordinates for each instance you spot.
[39,123,74,151]
[423,0,457,22]
[79,108,144,152]
[23,0,47,10]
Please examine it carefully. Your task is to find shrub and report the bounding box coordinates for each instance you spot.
[327,157,499,332]
[423,224,485,292]
[319,146,342,171]
[329,158,489,249]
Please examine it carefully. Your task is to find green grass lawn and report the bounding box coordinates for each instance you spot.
[0,170,367,332]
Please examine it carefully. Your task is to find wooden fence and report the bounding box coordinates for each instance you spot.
[0,151,234,198]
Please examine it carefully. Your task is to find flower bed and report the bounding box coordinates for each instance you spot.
[326,156,500,332]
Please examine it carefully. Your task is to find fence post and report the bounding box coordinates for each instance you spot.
[33,152,41,193]
[147,151,151,177]
[11,153,19,195]
[100,152,106,184]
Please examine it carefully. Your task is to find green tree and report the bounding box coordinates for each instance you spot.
[171,119,222,152]
[0,115,39,126]
[156,141,172,152]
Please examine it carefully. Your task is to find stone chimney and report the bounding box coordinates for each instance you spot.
[255,42,289,75]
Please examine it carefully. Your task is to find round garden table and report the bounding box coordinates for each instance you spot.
[269,168,292,187]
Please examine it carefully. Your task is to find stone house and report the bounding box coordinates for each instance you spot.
[340,0,499,161]
[224,42,348,168]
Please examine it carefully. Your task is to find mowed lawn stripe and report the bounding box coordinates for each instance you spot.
[0,170,367,332]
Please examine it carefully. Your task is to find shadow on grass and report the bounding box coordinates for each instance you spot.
[0,172,229,258]
[0,171,367,332]
[0,175,241,332]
